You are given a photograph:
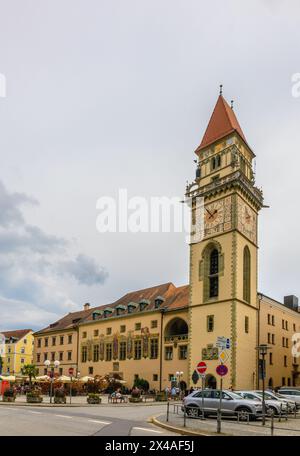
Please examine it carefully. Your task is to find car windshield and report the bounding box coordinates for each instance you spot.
[227,391,243,400]
[256,392,276,400]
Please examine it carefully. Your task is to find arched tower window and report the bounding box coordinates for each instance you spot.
[209,249,219,298]
[243,246,251,303]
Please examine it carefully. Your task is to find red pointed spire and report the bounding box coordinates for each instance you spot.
[195,94,248,153]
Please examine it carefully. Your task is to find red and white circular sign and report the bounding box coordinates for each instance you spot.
[197,361,207,374]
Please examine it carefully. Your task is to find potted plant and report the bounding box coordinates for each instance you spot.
[27,389,43,403]
[87,393,101,404]
[129,387,142,403]
[54,388,66,404]
[3,387,16,403]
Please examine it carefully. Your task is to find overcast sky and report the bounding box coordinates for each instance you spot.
[0,0,300,330]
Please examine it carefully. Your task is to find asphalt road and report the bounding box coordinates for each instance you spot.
[0,404,178,436]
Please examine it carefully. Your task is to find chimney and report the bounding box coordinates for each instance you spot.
[283,295,299,311]
[83,303,90,311]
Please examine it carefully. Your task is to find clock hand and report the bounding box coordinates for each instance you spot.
[205,207,213,217]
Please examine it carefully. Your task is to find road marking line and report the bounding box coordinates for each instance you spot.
[55,414,73,419]
[28,411,42,415]
[133,427,163,434]
[88,419,111,425]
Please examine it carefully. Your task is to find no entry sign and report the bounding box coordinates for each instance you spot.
[216,364,228,377]
[197,361,207,374]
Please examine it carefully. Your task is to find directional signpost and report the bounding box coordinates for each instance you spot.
[196,361,207,420]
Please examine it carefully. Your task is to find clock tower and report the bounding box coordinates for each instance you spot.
[187,91,264,389]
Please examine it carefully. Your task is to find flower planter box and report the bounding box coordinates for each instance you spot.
[87,397,101,404]
[129,397,143,403]
[27,396,43,403]
[54,397,66,404]
[3,396,16,402]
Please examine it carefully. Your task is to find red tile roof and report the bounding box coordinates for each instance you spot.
[1,329,32,341]
[34,282,189,334]
[195,95,248,153]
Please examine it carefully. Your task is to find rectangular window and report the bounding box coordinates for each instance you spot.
[282,377,286,386]
[81,346,87,363]
[59,368,63,376]
[93,344,99,362]
[282,319,285,329]
[120,325,126,333]
[106,328,112,335]
[67,351,72,361]
[284,355,287,367]
[282,337,285,347]
[21,358,24,364]
[52,337,56,346]
[207,315,214,332]
[59,352,63,361]
[151,320,158,329]
[153,374,158,382]
[150,338,159,359]
[272,315,275,326]
[37,353,41,363]
[285,321,288,330]
[267,314,271,325]
[106,343,112,361]
[119,341,126,360]
[286,338,289,348]
[21,347,25,354]
[94,330,99,337]
[272,334,275,345]
[179,345,188,360]
[293,323,296,332]
[44,353,48,361]
[60,336,64,345]
[68,335,72,344]
[134,340,142,360]
[135,322,141,331]
[82,332,87,339]
[165,346,173,360]
[113,362,119,372]
[89,367,94,375]
[245,316,249,334]
[45,338,48,347]
[38,339,41,348]
[51,352,55,361]
[269,352,273,365]
[267,333,271,344]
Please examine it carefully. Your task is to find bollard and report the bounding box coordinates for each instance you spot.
[294,404,297,419]
[217,409,221,434]
[278,404,282,422]
[166,401,169,422]
[183,406,187,427]
[271,413,274,436]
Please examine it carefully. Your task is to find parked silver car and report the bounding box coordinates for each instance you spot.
[182,389,263,421]
[236,391,287,415]
[278,388,300,409]
[254,390,294,413]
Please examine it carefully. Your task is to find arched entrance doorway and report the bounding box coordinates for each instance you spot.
[164,318,189,339]
[205,374,217,389]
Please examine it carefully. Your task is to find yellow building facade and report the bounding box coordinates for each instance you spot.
[33,93,300,391]
[1,329,34,375]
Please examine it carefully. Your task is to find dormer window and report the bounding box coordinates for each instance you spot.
[103,308,113,318]
[127,302,137,314]
[154,296,165,309]
[139,299,150,312]
[116,305,126,316]
[92,310,103,321]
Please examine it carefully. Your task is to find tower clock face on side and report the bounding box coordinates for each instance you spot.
[237,199,257,243]
[204,197,232,236]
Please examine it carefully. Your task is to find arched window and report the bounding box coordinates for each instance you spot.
[209,249,219,298]
[243,246,251,303]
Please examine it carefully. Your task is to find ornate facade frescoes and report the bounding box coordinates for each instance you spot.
[113,333,119,360]
[127,331,133,359]
[142,327,150,358]
[99,335,105,361]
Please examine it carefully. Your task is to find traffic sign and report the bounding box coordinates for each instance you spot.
[219,350,229,364]
[69,367,74,376]
[197,361,207,374]
[216,364,228,376]
[216,337,231,350]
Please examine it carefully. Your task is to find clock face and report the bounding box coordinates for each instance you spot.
[204,197,232,236]
[237,199,257,243]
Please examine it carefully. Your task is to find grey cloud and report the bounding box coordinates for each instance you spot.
[59,253,108,286]
[0,180,38,228]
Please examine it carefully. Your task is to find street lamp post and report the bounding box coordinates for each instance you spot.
[256,344,270,426]
[44,359,60,404]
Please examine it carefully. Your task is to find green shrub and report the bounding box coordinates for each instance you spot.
[3,388,15,398]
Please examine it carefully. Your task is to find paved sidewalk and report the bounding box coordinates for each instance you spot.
[153,412,300,436]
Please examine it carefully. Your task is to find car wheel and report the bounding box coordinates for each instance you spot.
[186,405,200,417]
[236,406,252,421]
